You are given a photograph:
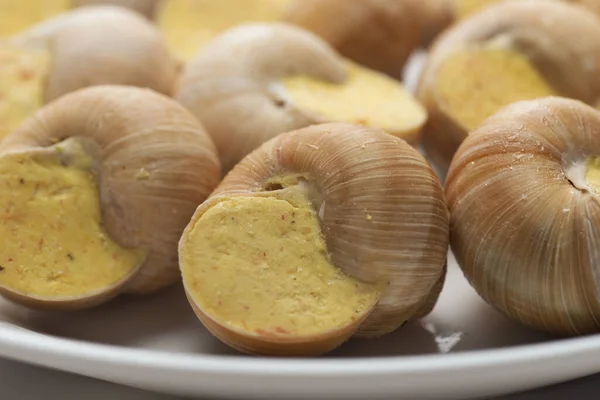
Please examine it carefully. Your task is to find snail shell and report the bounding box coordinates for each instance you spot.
[415,0,600,46]
[416,0,600,174]
[9,5,179,102]
[179,122,449,355]
[0,85,220,309]
[446,96,600,336]
[175,22,426,174]
[71,0,161,19]
[282,0,423,76]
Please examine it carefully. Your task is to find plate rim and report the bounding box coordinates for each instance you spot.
[1,322,599,376]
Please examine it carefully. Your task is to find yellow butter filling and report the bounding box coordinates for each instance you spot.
[0,46,50,142]
[585,156,600,195]
[0,148,145,299]
[157,0,291,60]
[279,62,427,138]
[436,48,557,131]
[0,0,69,37]
[180,189,382,338]
[455,0,498,18]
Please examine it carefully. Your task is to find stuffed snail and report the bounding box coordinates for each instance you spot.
[282,0,428,76]
[416,0,600,174]
[175,22,426,173]
[179,122,449,356]
[0,85,220,310]
[418,0,600,46]
[0,5,178,141]
[447,96,600,336]
[0,0,164,36]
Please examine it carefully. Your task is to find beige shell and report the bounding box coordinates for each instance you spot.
[574,0,600,14]
[175,22,426,175]
[180,122,449,355]
[416,0,600,46]
[282,0,423,76]
[71,0,162,19]
[446,96,600,336]
[1,85,221,301]
[416,0,600,174]
[174,22,347,173]
[9,5,179,103]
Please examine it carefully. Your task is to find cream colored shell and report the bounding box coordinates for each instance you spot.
[175,22,347,173]
[71,0,161,19]
[1,85,221,295]
[9,5,179,102]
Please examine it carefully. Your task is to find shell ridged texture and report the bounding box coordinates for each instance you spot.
[446,97,600,335]
[1,85,221,294]
[416,0,600,173]
[283,0,423,76]
[202,123,449,336]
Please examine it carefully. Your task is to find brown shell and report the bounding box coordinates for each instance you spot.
[10,5,179,102]
[282,0,423,76]
[175,22,347,173]
[181,122,449,354]
[408,0,455,47]
[446,96,600,336]
[1,85,221,297]
[416,0,600,174]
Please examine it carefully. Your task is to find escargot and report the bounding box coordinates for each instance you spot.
[414,0,600,47]
[73,0,292,60]
[282,0,426,76]
[416,0,600,174]
[0,85,220,310]
[0,5,178,141]
[447,96,600,336]
[179,122,449,356]
[175,22,426,174]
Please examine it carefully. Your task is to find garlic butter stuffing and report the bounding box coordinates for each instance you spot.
[180,123,449,356]
[0,85,220,310]
[0,5,178,142]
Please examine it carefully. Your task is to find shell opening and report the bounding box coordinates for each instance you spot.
[263,182,284,191]
[0,141,145,307]
[179,189,383,354]
[562,155,600,196]
[436,47,557,131]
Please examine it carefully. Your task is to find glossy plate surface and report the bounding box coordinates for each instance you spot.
[0,53,598,400]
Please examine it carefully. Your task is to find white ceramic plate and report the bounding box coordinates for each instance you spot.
[1,252,600,400]
[1,53,600,400]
